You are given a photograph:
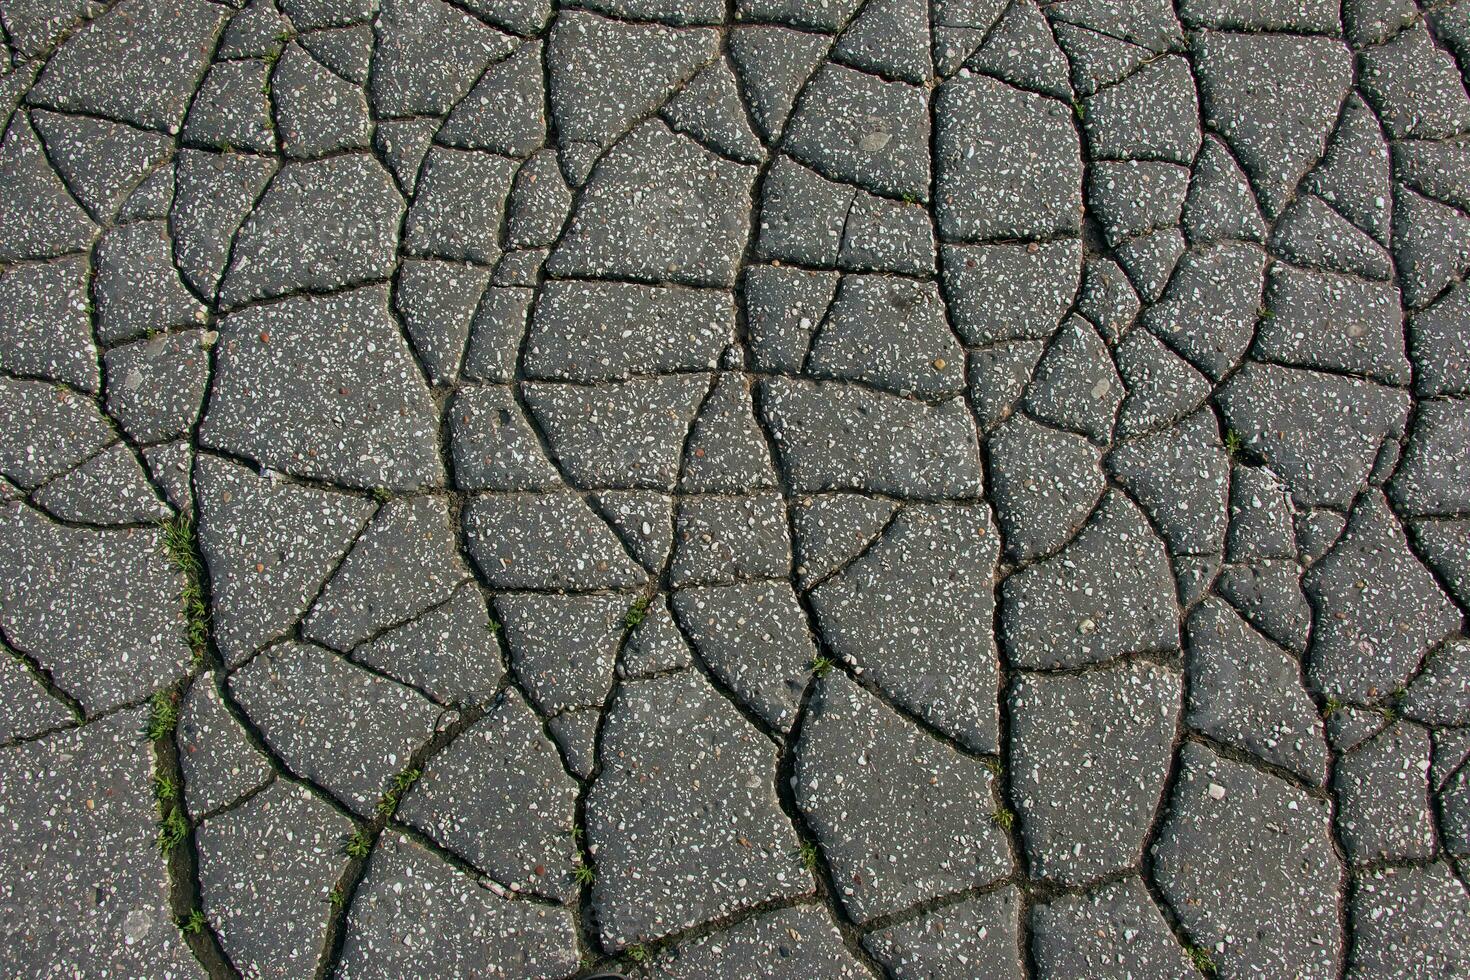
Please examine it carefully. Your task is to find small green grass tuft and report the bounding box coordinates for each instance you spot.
[1186,944,1217,975]
[626,944,650,964]
[329,888,347,908]
[1223,429,1244,456]
[1322,696,1342,717]
[160,515,210,659]
[624,594,652,629]
[991,806,1015,831]
[983,757,1004,777]
[156,806,188,853]
[343,828,373,859]
[572,861,596,885]
[796,841,821,871]
[178,909,206,935]
[144,691,180,742]
[153,773,179,804]
[810,655,835,677]
[376,768,422,815]
[1071,98,1086,119]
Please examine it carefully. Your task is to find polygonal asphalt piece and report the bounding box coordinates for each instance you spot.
[651,904,866,977]
[1010,660,1180,885]
[397,689,579,900]
[863,887,1024,979]
[810,503,1001,752]
[203,286,443,490]
[1001,491,1179,670]
[796,673,1012,923]
[0,708,202,978]
[0,503,191,712]
[337,830,580,979]
[195,779,349,978]
[229,641,442,814]
[196,454,375,666]
[1348,863,1470,978]
[1152,742,1341,979]
[587,669,808,947]
[1031,877,1195,979]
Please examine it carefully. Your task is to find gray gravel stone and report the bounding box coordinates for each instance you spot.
[935,72,1081,240]
[1192,31,1352,216]
[796,672,1011,922]
[29,0,226,131]
[170,149,278,299]
[439,40,546,158]
[303,495,467,652]
[352,585,502,706]
[784,63,930,201]
[495,591,626,718]
[104,330,210,444]
[988,412,1105,561]
[272,41,371,159]
[526,374,709,491]
[0,650,73,742]
[403,147,517,266]
[1010,660,1179,884]
[464,492,645,590]
[1349,863,1470,979]
[587,669,807,946]
[1389,398,1470,517]
[1335,722,1435,864]
[671,492,790,587]
[0,114,98,261]
[177,674,273,818]
[1083,56,1201,164]
[0,255,95,391]
[806,275,964,399]
[369,0,514,116]
[94,221,208,345]
[1304,493,1459,701]
[548,120,754,288]
[671,580,815,732]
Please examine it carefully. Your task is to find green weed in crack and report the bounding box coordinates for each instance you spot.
[156,805,189,853]
[809,655,835,677]
[375,767,422,817]
[178,909,207,936]
[1187,944,1218,976]
[159,514,209,663]
[795,841,821,871]
[990,806,1015,831]
[623,594,652,629]
[143,690,180,742]
[342,828,374,859]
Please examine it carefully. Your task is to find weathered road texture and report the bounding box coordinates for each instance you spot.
[1,0,1469,976]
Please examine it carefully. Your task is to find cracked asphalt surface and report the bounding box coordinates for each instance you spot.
[1,0,1469,976]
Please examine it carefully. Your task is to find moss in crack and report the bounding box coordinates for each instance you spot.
[624,594,652,629]
[159,514,210,665]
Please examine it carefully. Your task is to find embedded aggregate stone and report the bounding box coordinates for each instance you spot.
[1031,877,1196,979]
[1001,491,1179,670]
[7,5,1470,976]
